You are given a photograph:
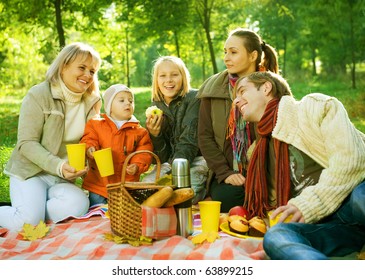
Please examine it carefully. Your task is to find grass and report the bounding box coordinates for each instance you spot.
[1,77,364,202]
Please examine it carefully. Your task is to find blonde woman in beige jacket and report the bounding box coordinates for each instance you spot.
[0,42,102,231]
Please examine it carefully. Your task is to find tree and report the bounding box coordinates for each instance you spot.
[195,0,218,74]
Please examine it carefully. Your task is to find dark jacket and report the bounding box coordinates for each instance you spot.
[196,70,235,183]
[150,89,200,164]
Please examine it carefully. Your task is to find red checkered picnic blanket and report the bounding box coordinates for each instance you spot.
[0,207,266,260]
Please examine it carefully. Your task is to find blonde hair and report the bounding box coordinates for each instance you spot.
[46,42,101,96]
[151,56,191,102]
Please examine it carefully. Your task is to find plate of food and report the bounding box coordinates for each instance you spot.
[220,215,267,240]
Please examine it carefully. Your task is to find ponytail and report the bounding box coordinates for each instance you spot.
[261,42,279,74]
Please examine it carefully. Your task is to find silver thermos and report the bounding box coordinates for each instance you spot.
[172,158,193,237]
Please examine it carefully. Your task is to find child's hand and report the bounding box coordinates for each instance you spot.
[146,114,163,137]
[126,163,139,175]
[87,146,96,159]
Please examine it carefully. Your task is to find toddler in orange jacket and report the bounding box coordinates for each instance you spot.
[81,84,153,206]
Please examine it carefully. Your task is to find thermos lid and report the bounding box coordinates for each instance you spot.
[172,158,190,188]
[172,158,190,176]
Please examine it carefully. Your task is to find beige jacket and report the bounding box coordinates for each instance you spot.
[5,81,101,180]
[274,93,365,223]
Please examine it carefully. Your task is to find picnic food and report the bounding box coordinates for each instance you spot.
[128,189,158,204]
[227,215,267,237]
[145,105,163,117]
[141,186,173,207]
[219,213,229,227]
[228,206,249,219]
[248,216,267,237]
[228,215,249,234]
[163,188,194,207]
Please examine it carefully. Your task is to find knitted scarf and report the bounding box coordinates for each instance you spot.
[244,98,291,218]
[226,74,251,174]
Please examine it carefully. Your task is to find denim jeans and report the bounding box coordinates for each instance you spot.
[88,192,107,207]
[263,180,365,260]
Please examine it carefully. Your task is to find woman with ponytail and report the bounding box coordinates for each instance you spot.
[197,28,279,212]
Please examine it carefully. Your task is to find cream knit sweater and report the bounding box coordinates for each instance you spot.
[273,93,365,224]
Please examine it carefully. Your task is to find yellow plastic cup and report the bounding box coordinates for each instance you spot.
[66,143,86,171]
[198,201,222,233]
[268,210,293,227]
[93,148,114,177]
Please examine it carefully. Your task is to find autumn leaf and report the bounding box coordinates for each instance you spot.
[358,251,365,260]
[191,231,220,245]
[20,221,50,241]
[156,174,172,186]
[103,232,153,246]
[206,231,220,243]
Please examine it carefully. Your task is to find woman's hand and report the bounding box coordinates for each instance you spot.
[270,204,305,223]
[86,146,96,159]
[146,114,163,137]
[224,173,246,186]
[126,163,139,175]
[62,163,88,181]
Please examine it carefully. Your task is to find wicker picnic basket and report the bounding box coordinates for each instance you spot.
[107,150,174,239]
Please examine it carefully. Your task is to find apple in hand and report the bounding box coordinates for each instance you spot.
[228,206,249,219]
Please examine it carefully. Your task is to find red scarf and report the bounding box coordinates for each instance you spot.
[244,99,291,218]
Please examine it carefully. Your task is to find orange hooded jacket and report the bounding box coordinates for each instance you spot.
[81,113,153,198]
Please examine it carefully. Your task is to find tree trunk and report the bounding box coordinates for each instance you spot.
[204,24,217,74]
[174,30,181,58]
[196,0,218,74]
[282,34,287,77]
[125,25,130,88]
[54,0,65,48]
[349,1,356,89]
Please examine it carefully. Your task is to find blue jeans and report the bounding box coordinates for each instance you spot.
[88,192,107,207]
[263,180,365,260]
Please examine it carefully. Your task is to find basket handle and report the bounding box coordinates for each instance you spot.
[121,150,161,184]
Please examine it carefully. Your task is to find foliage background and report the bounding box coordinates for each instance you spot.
[0,0,364,201]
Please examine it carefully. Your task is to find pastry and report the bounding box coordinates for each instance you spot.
[248,216,267,237]
[228,215,249,234]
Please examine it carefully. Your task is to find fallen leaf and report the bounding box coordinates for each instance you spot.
[206,231,220,243]
[156,174,172,186]
[103,232,153,246]
[191,231,220,244]
[19,221,50,241]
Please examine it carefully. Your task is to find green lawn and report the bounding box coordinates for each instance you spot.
[0,78,364,202]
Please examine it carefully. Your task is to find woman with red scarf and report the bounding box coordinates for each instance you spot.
[234,71,365,259]
[197,28,279,212]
